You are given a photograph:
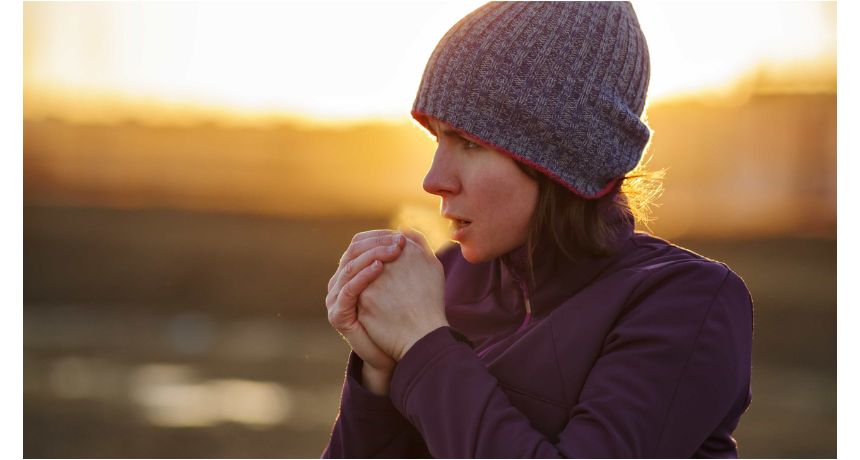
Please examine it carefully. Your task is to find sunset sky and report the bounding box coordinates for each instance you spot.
[20,1,840,244]
[24,1,835,125]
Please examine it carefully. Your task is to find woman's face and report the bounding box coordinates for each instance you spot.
[423,118,539,263]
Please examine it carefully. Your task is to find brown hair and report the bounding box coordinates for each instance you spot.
[515,159,665,286]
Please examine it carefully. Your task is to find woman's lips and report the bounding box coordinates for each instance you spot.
[452,219,472,240]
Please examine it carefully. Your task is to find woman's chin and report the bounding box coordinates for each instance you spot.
[459,244,490,264]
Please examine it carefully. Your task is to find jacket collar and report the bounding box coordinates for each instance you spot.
[498,206,635,316]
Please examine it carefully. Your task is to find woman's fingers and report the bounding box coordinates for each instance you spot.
[402,228,436,258]
[328,241,402,307]
[327,231,406,291]
[338,320,395,373]
[326,259,382,330]
[402,227,426,247]
[339,232,405,268]
[322,228,406,376]
[328,232,397,291]
[324,261,396,373]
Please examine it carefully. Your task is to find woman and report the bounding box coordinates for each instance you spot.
[323,2,753,458]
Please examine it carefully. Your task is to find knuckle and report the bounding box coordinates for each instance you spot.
[338,321,357,335]
[342,245,355,263]
[339,254,352,269]
[327,307,342,325]
[328,312,348,331]
[341,282,357,299]
[359,265,376,280]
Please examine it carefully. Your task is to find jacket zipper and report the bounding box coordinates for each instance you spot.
[513,278,532,334]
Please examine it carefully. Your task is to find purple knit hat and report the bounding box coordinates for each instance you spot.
[412,1,651,199]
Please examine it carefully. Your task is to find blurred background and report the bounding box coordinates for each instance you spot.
[23,1,836,457]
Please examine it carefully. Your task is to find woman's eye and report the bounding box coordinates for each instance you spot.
[433,131,480,151]
[463,139,480,150]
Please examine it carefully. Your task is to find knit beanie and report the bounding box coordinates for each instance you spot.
[412,1,651,199]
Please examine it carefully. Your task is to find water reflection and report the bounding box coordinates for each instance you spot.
[46,357,307,429]
[131,364,292,428]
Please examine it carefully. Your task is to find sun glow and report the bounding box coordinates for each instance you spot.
[637,2,835,101]
[24,2,834,125]
[24,1,485,124]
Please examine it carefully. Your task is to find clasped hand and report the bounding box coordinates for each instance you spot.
[325,229,448,375]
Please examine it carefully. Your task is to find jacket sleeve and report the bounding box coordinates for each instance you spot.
[321,351,431,458]
[387,265,754,458]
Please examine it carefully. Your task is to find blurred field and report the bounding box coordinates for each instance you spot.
[23,205,835,458]
[23,92,836,240]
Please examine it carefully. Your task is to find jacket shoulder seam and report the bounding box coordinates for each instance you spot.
[652,266,732,456]
[629,235,728,268]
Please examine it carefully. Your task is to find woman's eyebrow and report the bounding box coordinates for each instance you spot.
[429,122,463,139]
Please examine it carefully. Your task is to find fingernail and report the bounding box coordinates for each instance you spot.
[373,260,381,268]
[388,244,398,252]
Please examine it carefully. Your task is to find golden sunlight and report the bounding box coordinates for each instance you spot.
[24,2,835,124]
[636,2,835,100]
[22,2,836,239]
[24,1,485,124]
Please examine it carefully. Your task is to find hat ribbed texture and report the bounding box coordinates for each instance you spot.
[412,1,651,199]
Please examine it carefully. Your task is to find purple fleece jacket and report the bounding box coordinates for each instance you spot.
[322,210,754,458]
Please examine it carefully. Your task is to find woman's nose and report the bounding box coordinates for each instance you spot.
[422,146,460,197]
